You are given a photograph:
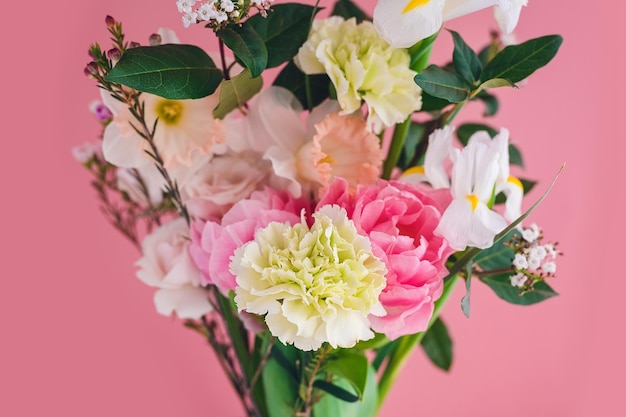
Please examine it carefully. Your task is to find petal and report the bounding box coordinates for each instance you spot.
[443,0,498,21]
[153,287,212,319]
[373,0,446,48]
[424,126,454,189]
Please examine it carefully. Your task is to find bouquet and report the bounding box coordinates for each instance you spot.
[76,0,563,415]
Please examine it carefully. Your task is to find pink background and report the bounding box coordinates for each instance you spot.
[1,1,623,416]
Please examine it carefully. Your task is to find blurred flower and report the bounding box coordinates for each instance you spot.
[373,0,527,48]
[232,205,387,351]
[101,88,226,170]
[317,178,452,339]
[136,218,212,319]
[295,16,421,133]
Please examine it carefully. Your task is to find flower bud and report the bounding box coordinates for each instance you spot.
[84,62,99,77]
[105,16,116,28]
[149,34,162,46]
[129,41,141,49]
[107,48,121,63]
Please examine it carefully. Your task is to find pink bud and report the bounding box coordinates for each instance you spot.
[149,34,162,46]
[105,16,116,28]
[84,62,99,77]
[107,48,121,63]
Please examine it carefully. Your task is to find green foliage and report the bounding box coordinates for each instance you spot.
[482,35,563,84]
[247,4,319,68]
[105,44,223,99]
[322,351,368,401]
[262,341,300,417]
[217,25,268,77]
[313,362,378,417]
[475,90,499,116]
[461,263,472,318]
[213,69,263,119]
[474,230,518,271]
[450,30,482,84]
[331,0,371,22]
[421,318,453,371]
[273,61,331,110]
[479,273,559,305]
[414,65,470,103]
[398,121,427,170]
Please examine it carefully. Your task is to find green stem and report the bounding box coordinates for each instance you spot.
[377,275,460,411]
[382,117,411,180]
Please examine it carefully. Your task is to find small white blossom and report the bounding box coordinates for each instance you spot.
[542,261,557,274]
[527,256,541,271]
[182,11,199,28]
[544,243,559,258]
[177,0,197,14]
[221,0,235,12]
[526,245,547,262]
[510,273,528,288]
[512,253,528,270]
[522,223,540,243]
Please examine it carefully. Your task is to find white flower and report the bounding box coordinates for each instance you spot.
[232,205,387,351]
[221,0,235,12]
[101,87,225,170]
[522,223,540,243]
[512,253,528,270]
[72,141,101,164]
[177,0,197,14]
[435,137,507,250]
[136,218,212,319]
[373,0,527,48]
[510,272,527,288]
[542,261,557,274]
[295,16,421,133]
[401,125,454,188]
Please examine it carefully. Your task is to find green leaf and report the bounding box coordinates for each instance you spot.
[474,230,518,271]
[420,92,452,112]
[479,273,559,305]
[409,32,438,73]
[476,77,516,92]
[105,44,223,99]
[262,341,301,417]
[217,25,267,78]
[273,61,330,110]
[450,30,482,84]
[213,68,263,119]
[323,351,368,400]
[482,35,563,83]
[313,380,360,403]
[421,318,453,371]
[461,263,472,318]
[509,143,524,167]
[398,121,427,170]
[354,332,390,350]
[456,123,497,145]
[247,4,319,68]
[474,90,499,116]
[313,362,378,417]
[331,0,370,22]
[414,65,470,103]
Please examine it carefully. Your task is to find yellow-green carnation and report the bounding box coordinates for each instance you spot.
[232,205,387,351]
[295,16,422,133]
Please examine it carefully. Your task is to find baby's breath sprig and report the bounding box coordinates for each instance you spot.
[176,0,274,31]
[505,224,561,295]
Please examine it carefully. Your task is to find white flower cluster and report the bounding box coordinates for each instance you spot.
[176,0,273,29]
[509,224,560,290]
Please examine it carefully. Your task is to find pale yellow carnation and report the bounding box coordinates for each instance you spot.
[295,16,422,133]
[232,205,387,351]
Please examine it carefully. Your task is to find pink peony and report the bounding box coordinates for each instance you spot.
[317,178,453,339]
[189,188,312,294]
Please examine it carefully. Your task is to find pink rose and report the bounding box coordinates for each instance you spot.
[190,188,312,294]
[317,178,453,339]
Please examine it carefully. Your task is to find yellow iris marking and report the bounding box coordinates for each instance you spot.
[155,100,184,126]
[466,194,480,212]
[403,0,431,14]
[403,166,425,175]
[318,155,335,165]
[507,176,524,190]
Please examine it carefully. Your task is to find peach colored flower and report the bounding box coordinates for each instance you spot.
[309,112,384,194]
